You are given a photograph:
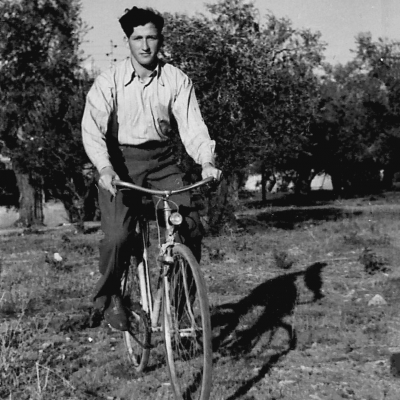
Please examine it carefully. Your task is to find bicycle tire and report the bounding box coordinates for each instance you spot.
[121,227,151,372]
[123,298,151,372]
[163,244,212,400]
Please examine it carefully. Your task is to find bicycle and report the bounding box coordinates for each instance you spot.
[114,177,214,400]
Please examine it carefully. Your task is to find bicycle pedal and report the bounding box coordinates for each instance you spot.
[107,323,120,332]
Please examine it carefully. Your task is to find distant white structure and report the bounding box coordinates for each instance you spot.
[310,173,333,191]
[244,173,333,192]
[244,174,262,191]
[244,173,293,193]
[0,154,11,169]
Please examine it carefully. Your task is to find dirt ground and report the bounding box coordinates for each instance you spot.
[2,192,400,399]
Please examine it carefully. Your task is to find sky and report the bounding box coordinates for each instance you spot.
[79,0,400,72]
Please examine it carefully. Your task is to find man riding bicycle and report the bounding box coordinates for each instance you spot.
[81,6,222,331]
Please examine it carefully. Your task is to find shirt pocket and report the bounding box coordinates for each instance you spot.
[155,103,171,137]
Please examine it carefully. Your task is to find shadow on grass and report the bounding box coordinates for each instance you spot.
[242,190,338,209]
[211,262,327,400]
[238,207,362,231]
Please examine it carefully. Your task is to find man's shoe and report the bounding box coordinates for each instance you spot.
[104,294,129,331]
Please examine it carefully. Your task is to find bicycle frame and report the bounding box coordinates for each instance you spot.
[115,177,213,331]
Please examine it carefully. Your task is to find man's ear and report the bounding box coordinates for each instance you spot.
[123,35,129,47]
[159,34,164,48]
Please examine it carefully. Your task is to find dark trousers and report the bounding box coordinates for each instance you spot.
[93,143,203,308]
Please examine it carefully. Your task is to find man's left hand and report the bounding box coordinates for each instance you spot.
[201,163,222,181]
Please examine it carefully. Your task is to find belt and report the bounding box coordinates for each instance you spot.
[119,140,170,150]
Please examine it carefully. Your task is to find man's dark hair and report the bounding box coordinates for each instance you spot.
[119,7,164,38]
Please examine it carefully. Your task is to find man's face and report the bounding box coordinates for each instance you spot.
[128,22,161,68]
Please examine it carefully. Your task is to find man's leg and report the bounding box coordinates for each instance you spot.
[94,144,156,330]
[94,187,141,330]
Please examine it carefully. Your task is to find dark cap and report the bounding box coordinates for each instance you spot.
[119,7,164,38]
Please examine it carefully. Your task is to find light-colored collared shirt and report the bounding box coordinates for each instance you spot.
[82,58,215,173]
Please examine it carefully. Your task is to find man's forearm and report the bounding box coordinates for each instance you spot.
[82,133,112,173]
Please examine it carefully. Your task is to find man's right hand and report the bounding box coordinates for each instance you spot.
[99,166,120,196]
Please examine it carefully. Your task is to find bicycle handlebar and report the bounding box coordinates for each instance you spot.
[114,176,215,197]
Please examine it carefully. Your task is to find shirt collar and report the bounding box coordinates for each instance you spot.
[124,59,165,87]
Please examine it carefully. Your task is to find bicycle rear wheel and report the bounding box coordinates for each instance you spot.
[163,244,212,400]
[121,228,151,372]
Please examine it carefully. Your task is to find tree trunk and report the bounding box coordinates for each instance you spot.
[381,167,394,191]
[329,171,346,196]
[294,169,315,195]
[59,176,92,232]
[261,168,267,202]
[13,170,44,227]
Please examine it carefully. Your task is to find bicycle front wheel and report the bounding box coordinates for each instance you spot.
[163,244,212,400]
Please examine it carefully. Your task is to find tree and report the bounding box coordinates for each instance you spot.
[161,0,325,231]
[0,0,90,226]
[353,34,400,189]
[255,15,324,195]
[312,34,400,194]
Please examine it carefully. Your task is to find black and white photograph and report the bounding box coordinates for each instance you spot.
[1,0,400,399]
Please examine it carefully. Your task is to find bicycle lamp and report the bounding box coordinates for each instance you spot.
[169,212,183,226]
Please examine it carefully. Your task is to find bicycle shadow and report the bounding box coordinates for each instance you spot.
[211,261,326,400]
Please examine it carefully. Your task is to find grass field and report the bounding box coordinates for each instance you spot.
[1,191,400,399]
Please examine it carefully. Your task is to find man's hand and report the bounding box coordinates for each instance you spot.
[99,166,120,196]
[201,162,222,181]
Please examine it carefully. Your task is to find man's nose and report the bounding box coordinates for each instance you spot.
[142,39,149,50]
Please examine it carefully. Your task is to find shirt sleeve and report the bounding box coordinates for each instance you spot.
[172,75,216,166]
[81,73,115,172]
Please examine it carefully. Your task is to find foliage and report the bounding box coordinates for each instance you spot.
[312,63,386,192]
[161,0,400,205]
[163,0,324,176]
[355,35,400,188]
[312,35,400,194]
[161,0,325,231]
[0,0,94,225]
